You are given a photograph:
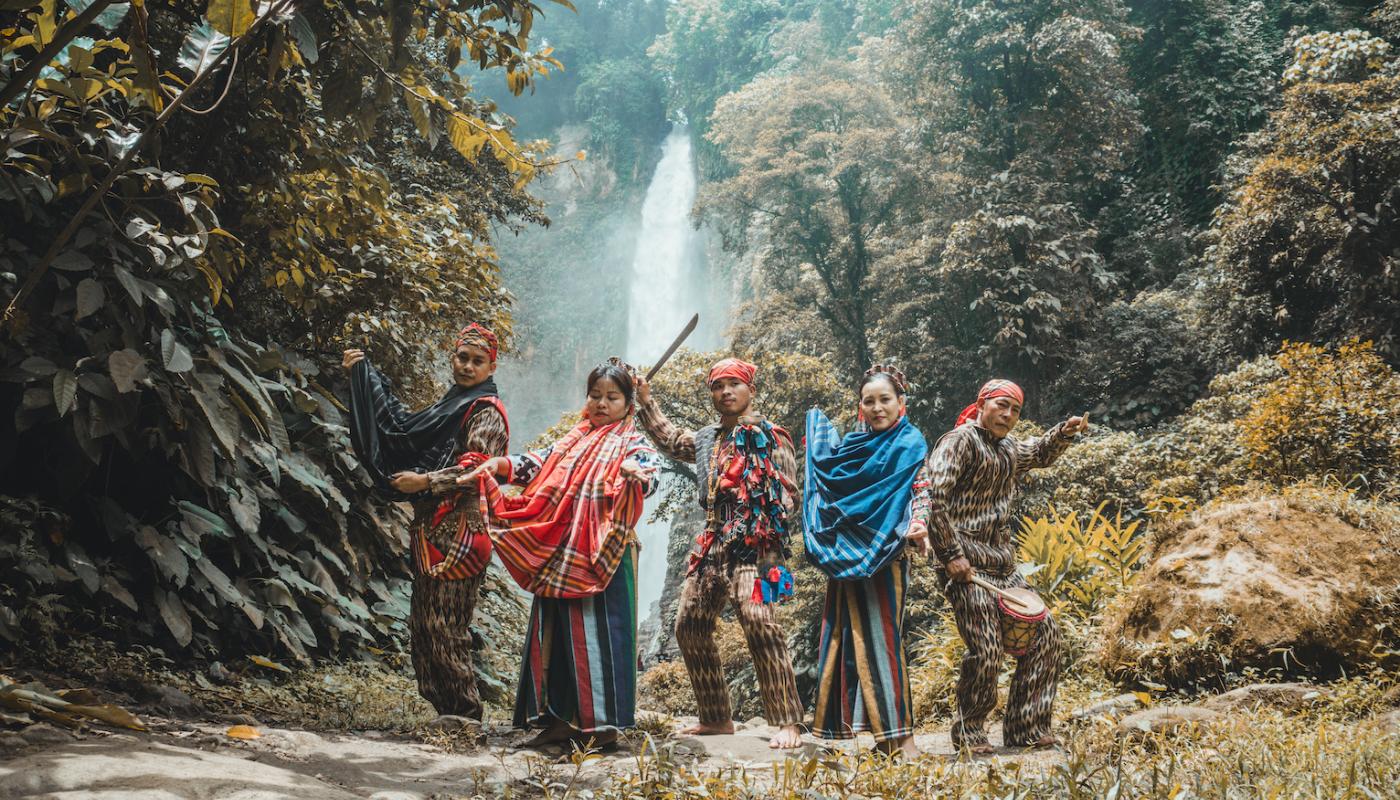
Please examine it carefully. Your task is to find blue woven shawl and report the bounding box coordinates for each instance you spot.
[803,409,928,580]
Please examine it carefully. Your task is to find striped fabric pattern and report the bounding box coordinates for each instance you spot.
[803,410,927,580]
[477,418,655,598]
[814,556,913,742]
[515,546,639,734]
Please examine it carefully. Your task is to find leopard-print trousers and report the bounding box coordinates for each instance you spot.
[411,570,486,719]
[945,571,1060,748]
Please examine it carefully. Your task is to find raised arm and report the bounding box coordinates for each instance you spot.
[1012,414,1087,476]
[770,424,799,513]
[623,431,662,498]
[633,376,698,463]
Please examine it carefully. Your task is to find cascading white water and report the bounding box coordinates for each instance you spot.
[627,125,703,623]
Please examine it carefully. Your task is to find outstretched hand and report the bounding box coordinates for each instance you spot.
[457,456,509,486]
[1064,412,1090,437]
[634,374,651,405]
[389,471,428,493]
[620,459,655,484]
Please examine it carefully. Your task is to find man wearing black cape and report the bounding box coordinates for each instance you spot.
[344,323,508,722]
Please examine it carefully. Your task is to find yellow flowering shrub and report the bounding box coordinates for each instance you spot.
[1238,339,1400,497]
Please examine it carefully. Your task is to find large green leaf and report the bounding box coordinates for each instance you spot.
[101,574,139,612]
[161,329,194,373]
[63,0,130,32]
[75,278,104,320]
[211,351,290,452]
[108,349,147,393]
[177,19,231,77]
[154,587,193,647]
[178,501,234,542]
[185,372,240,457]
[206,0,254,37]
[288,12,317,64]
[135,525,189,587]
[52,369,77,417]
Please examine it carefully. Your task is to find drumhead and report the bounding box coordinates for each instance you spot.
[998,588,1047,620]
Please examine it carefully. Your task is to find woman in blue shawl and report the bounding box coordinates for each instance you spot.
[804,365,929,757]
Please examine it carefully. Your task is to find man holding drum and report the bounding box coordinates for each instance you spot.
[914,379,1088,754]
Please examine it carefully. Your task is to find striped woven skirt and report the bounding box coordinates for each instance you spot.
[514,545,638,734]
[813,555,913,742]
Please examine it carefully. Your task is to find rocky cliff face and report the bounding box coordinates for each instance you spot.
[641,505,703,666]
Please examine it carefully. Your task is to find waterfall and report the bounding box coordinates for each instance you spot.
[627,125,704,625]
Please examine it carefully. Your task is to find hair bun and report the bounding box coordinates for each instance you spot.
[863,362,909,393]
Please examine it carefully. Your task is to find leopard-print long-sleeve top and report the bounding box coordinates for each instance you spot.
[912,422,1073,576]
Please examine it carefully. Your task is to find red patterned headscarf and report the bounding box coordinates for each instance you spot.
[456,323,498,362]
[955,379,1024,427]
[708,357,757,388]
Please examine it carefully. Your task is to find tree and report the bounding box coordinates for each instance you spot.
[0,0,564,682]
[699,66,912,381]
[1207,29,1400,358]
[880,0,1144,395]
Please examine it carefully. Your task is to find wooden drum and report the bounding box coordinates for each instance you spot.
[996,587,1048,657]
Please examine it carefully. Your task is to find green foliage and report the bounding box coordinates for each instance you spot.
[700,64,910,380]
[1018,504,1146,621]
[1045,292,1211,428]
[1284,28,1392,84]
[0,0,546,683]
[1208,61,1400,358]
[575,57,669,181]
[1021,353,1284,519]
[1123,0,1286,225]
[1238,339,1400,496]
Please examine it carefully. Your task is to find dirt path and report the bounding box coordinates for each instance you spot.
[0,717,1064,799]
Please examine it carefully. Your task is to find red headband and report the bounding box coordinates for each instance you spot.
[955,379,1024,427]
[708,358,757,387]
[455,323,498,362]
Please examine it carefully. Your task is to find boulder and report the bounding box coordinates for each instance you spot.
[1100,497,1400,687]
[143,685,203,717]
[1117,706,1223,738]
[1200,683,1328,713]
[19,723,75,745]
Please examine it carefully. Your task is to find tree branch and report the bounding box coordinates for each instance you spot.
[2,0,298,331]
[0,0,119,112]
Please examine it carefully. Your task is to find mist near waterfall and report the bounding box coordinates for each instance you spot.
[492,124,726,624]
[626,125,718,624]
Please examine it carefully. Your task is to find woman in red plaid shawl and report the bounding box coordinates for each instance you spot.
[463,359,658,749]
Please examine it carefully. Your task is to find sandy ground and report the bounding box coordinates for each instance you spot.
[0,716,1064,799]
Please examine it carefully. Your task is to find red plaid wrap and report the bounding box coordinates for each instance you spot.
[474,418,645,598]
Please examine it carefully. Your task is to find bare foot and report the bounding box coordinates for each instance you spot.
[1023,734,1060,749]
[876,735,919,759]
[959,742,995,756]
[520,718,574,748]
[768,724,803,749]
[679,720,735,736]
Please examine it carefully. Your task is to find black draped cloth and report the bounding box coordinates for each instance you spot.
[348,360,499,497]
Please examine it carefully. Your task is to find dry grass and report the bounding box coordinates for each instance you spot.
[569,704,1400,799]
